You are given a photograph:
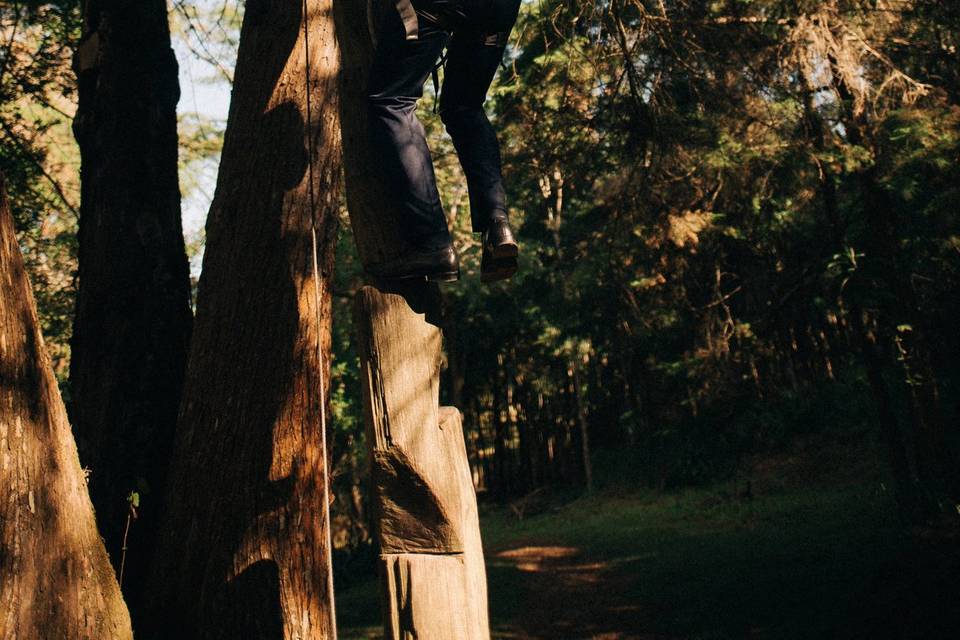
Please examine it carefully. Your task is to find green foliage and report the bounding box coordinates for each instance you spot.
[1,1,80,380]
[414,0,960,512]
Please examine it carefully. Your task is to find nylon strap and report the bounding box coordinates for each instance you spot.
[484,31,507,47]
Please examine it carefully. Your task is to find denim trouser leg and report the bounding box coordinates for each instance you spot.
[440,0,522,233]
[367,9,451,250]
[366,0,521,246]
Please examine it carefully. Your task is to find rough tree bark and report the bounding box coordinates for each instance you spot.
[70,0,192,611]
[0,173,132,639]
[334,2,491,637]
[333,0,406,268]
[144,0,340,637]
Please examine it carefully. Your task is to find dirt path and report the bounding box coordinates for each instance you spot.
[488,545,664,640]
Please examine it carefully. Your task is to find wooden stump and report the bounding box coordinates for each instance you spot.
[354,285,489,640]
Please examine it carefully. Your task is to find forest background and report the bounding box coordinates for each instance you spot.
[2,0,959,637]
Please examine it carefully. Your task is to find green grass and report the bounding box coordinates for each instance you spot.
[336,436,957,639]
[481,487,900,638]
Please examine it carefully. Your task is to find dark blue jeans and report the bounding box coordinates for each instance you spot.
[367,0,522,250]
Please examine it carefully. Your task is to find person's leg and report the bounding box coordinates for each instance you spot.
[439,0,522,234]
[366,4,451,251]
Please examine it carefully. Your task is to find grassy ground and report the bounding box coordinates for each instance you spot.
[336,432,960,639]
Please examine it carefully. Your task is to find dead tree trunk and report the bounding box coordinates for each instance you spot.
[354,290,489,639]
[334,1,491,636]
[144,1,340,637]
[70,0,192,611]
[0,173,132,639]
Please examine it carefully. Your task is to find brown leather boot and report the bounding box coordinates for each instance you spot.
[480,215,518,283]
[369,245,461,283]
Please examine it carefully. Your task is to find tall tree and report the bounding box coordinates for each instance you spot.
[70,0,193,610]
[145,0,340,636]
[0,172,132,639]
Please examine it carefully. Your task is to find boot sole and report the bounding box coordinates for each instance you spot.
[482,237,519,283]
[428,270,461,283]
[490,240,518,260]
[480,256,518,283]
[372,269,460,283]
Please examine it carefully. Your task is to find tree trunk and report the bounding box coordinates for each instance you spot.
[0,173,132,639]
[70,0,192,613]
[571,363,594,493]
[334,1,491,636]
[333,0,405,265]
[144,0,340,637]
[473,396,492,491]
[492,359,509,499]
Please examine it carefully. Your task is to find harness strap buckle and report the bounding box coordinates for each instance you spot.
[482,30,508,47]
[395,0,419,39]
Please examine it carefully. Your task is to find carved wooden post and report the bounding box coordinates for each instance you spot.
[334,0,490,633]
[354,286,489,639]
